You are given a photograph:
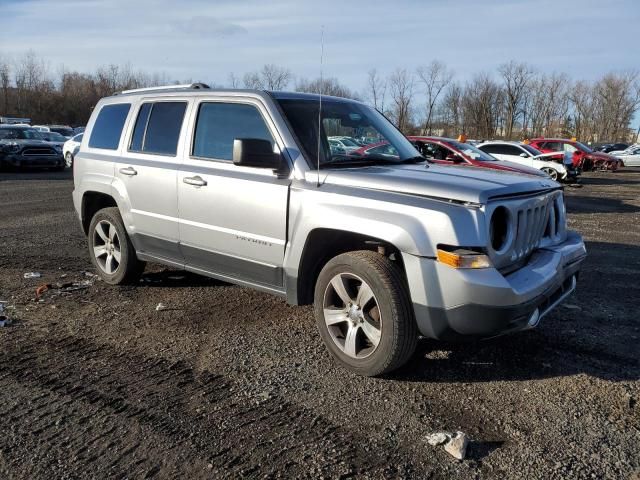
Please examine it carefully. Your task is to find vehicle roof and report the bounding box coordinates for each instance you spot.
[0,125,34,129]
[109,86,359,105]
[407,135,458,142]
[477,140,525,145]
[530,138,576,142]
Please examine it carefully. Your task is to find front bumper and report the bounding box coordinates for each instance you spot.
[404,231,587,340]
[1,153,64,168]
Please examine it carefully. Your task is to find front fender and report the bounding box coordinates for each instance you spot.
[283,182,486,291]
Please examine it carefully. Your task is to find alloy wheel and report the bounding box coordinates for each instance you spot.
[92,220,121,274]
[323,273,382,359]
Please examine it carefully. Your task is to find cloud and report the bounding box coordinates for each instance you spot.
[173,16,247,37]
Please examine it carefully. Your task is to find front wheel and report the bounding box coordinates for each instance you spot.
[65,152,73,168]
[314,250,417,376]
[541,167,558,181]
[88,207,145,285]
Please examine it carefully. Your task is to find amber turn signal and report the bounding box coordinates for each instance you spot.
[436,249,492,269]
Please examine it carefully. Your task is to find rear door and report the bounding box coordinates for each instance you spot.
[114,99,190,264]
[177,97,290,292]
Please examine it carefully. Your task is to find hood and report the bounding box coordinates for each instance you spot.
[588,151,619,161]
[0,138,51,147]
[308,163,560,204]
[498,160,547,176]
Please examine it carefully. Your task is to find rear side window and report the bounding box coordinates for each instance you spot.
[192,102,274,161]
[89,103,131,150]
[129,102,187,156]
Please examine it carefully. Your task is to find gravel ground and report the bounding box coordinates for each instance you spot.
[0,168,639,479]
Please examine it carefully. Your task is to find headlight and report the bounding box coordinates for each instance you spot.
[436,248,492,269]
[3,142,20,153]
[54,145,62,152]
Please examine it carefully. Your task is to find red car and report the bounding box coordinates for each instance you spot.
[404,136,545,176]
[529,138,621,171]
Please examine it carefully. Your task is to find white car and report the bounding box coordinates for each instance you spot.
[477,141,569,181]
[610,145,640,166]
[62,133,83,168]
[328,136,361,153]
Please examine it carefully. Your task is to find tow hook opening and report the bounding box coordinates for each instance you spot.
[527,308,540,328]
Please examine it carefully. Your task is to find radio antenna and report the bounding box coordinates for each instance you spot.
[316,25,324,188]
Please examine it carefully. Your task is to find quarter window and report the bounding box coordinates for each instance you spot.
[129,102,187,156]
[192,102,274,161]
[88,103,131,150]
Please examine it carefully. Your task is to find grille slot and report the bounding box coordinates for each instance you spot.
[22,147,56,156]
[510,196,553,262]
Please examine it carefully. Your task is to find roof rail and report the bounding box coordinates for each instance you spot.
[117,82,210,95]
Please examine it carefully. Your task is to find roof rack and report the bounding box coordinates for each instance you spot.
[117,82,210,95]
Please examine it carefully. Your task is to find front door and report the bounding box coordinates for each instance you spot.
[177,99,290,291]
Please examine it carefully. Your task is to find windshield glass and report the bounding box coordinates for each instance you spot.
[43,132,66,141]
[276,98,421,167]
[51,127,74,137]
[521,143,543,156]
[0,128,43,140]
[444,140,497,161]
[575,141,593,153]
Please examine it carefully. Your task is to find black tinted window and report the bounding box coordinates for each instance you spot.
[129,103,152,152]
[193,103,274,161]
[142,102,187,155]
[479,144,500,154]
[89,103,131,150]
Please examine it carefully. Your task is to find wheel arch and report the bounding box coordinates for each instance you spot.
[81,191,118,234]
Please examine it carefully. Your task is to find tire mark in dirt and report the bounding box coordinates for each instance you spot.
[0,331,431,479]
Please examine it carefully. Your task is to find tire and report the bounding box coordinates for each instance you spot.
[314,250,417,376]
[65,152,73,168]
[541,167,558,181]
[87,207,145,285]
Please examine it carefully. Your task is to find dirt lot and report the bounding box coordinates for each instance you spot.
[0,168,639,479]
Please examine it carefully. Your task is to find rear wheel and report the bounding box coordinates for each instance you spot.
[88,207,144,285]
[314,250,417,376]
[65,152,73,168]
[542,167,558,181]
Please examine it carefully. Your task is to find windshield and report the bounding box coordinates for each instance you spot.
[575,141,593,153]
[43,132,66,141]
[444,140,497,161]
[521,143,543,156]
[50,127,74,137]
[276,98,421,167]
[0,128,43,140]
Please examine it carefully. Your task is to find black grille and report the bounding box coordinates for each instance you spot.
[22,147,56,156]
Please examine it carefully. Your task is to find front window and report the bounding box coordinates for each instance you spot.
[444,140,497,161]
[276,97,421,168]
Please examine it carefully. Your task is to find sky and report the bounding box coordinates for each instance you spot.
[1,0,639,94]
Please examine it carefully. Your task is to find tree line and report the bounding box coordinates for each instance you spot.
[1,51,638,143]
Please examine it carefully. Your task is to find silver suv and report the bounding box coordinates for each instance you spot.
[73,84,587,376]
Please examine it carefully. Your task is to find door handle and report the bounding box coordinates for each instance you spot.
[119,166,137,176]
[183,175,207,187]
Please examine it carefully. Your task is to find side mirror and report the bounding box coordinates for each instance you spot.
[519,152,529,158]
[233,138,281,169]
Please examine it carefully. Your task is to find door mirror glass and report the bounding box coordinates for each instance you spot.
[519,152,529,158]
[233,138,281,169]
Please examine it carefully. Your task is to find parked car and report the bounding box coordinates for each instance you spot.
[476,141,577,182]
[48,125,75,138]
[32,125,50,133]
[73,84,586,376]
[39,131,68,150]
[594,142,629,153]
[529,138,621,171]
[328,136,362,153]
[73,126,86,135]
[609,145,640,167]
[405,136,546,177]
[0,125,64,170]
[63,133,83,168]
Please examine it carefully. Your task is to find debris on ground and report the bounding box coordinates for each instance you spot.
[425,431,470,460]
[156,303,168,311]
[562,303,582,310]
[35,280,93,299]
[0,301,12,327]
[23,272,42,279]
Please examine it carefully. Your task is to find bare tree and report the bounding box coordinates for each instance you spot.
[366,68,386,111]
[0,57,10,114]
[498,61,534,139]
[441,81,462,136]
[462,73,503,139]
[260,64,292,90]
[388,68,414,133]
[295,77,355,98]
[227,72,240,88]
[416,60,453,134]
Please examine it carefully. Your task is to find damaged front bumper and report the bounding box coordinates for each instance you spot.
[403,231,587,341]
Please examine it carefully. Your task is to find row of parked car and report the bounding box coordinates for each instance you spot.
[328,134,630,183]
[0,124,84,170]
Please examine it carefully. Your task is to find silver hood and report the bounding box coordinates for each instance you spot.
[308,164,560,204]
